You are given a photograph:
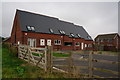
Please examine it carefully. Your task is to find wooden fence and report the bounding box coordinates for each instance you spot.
[53,51,119,78]
[18,44,52,72]
[18,44,119,78]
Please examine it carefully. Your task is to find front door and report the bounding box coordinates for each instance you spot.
[81,42,84,50]
[47,39,51,46]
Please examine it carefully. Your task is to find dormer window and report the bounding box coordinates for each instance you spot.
[70,33,74,37]
[77,34,81,37]
[49,28,53,33]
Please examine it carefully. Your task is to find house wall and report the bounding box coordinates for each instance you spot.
[94,34,120,51]
[10,13,23,45]
[21,32,93,50]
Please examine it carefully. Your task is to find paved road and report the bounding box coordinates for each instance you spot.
[72,53,118,62]
[53,53,119,78]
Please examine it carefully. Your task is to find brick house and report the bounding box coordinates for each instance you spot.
[10,9,93,50]
[94,33,120,51]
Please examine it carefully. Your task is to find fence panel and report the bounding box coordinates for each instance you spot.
[18,45,52,72]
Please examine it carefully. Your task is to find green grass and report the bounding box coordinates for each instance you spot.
[32,53,44,57]
[52,53,70,57]
[2,47,64,78]
[32,52,70,57]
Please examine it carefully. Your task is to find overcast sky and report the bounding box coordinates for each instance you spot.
[1,2,118,39]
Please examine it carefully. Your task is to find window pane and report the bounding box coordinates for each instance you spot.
[40,39,45,46]
[64,42,72,46]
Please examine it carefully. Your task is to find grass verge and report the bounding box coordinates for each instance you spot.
[52,53,70,57]
[32,52,70,57]
[2,47,64,78]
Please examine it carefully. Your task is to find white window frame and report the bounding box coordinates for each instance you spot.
[47,39,51,46]
[40,39,45,46]
[28,38,36,47]
[54,40,61,45]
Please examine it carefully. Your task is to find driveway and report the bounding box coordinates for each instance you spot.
[53,53,119,78]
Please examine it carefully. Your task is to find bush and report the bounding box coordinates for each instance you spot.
[2,42,10,48]
[2,42,18,57]
[10,46,18,57]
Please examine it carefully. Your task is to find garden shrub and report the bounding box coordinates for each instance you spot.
[2,42,18,57]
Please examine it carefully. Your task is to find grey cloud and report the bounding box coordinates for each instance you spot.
[2,2,118,39]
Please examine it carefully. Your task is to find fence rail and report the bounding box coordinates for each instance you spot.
[53,51,119,78]
[17,44,119,78]
[18,45,52,72]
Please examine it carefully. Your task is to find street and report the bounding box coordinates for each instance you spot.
[53,53,119,78]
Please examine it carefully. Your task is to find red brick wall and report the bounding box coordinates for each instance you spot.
[94,35,120,51]
[22,32,93,50]
[11,12,23,45]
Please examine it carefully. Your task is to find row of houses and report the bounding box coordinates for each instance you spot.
[4,9,120,51]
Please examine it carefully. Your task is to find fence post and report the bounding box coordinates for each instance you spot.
[67,51,74,78]
[88,51,93,78]
[46,46,53,73]
[28,47,30,63]
[18,44,21,58]
[18,45,20,58]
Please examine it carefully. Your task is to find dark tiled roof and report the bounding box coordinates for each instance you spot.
[17,9,92,40]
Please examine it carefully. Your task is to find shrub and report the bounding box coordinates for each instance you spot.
[10,46,18,57]
[2,43,10,48]
[2,43,18,57]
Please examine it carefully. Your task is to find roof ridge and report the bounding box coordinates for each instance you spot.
[59,20,74,25]
[98,33,118,36]
[17,9,59,20]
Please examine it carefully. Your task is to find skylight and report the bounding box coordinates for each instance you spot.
[27,26,35,31]
[70,33,75,37]
[31,26,35,31]
[27,26,31,30]
[77,34,81,37]
[59,30,65,34]
[49,28,53,33]
[62,31,65,34]
[87,36,91,39]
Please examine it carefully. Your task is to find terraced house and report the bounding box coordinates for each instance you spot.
[10,9,93,50]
